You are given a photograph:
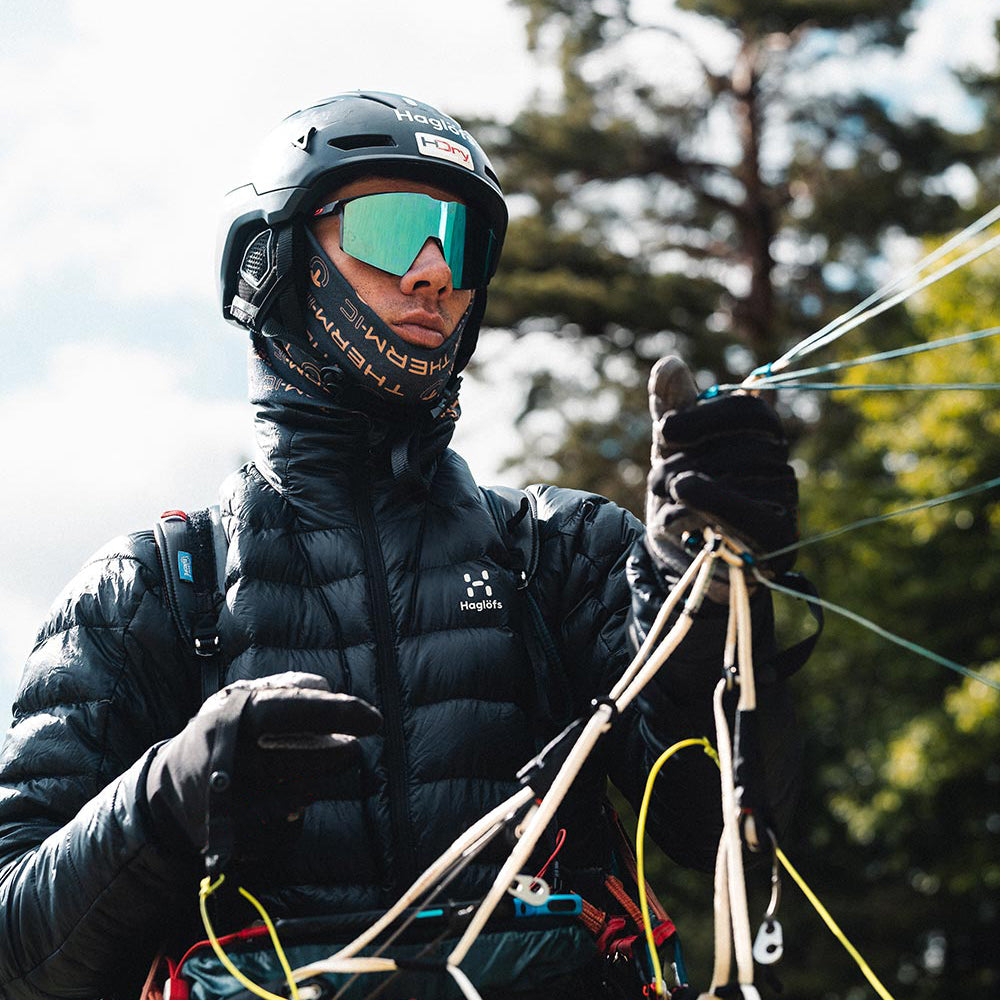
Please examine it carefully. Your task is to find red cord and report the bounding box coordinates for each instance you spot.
[173,924,271,979]
[533,828,567,884]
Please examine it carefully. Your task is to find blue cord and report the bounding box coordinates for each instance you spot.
[757,572,1000,693]
[732,382,1000,392]
[752,326,1000,389]
[761,475,1000,562]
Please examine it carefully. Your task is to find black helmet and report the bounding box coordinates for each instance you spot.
[217,91,507,378]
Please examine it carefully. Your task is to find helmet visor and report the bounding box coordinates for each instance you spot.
[312,191,500,290]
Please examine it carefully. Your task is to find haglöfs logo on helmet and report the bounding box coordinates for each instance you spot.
[415,133,474,171]
[393,107,474,142]
[310,255,330,288]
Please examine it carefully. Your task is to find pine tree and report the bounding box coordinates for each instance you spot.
[471,0,968,513]
[481,0,962,362]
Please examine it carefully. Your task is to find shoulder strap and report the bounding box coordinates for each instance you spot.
[481,487,569,728]
[153,505,228,703]
[762,571,824,682]
[480,485,540,588]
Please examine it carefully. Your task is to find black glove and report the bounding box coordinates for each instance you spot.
[645,356,798,585]
[145,672,381,873]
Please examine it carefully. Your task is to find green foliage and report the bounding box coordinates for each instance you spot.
[677,0,915,42]
[488,215,719,342]
[781,252,1000,996]
[471,0,973,520]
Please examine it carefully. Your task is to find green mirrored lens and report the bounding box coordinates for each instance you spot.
[438,200,467,284]
[339,192,494,289]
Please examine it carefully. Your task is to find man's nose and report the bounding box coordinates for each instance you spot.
[400,238,454,296]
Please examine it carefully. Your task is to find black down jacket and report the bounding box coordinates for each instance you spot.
[0,394,798,999]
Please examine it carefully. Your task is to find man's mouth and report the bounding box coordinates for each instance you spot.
[392,312,448,348]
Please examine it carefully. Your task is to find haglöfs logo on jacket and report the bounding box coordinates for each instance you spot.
[460,569,503,611]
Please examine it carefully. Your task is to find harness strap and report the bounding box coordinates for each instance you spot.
[579,898,606,936]
[153,505,228,703]
[761,571,824,682]
[604,875,646,930]
[608,807,672,924]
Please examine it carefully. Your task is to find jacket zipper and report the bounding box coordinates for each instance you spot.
[355,479,418,893]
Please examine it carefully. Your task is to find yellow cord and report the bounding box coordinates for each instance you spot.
[199,875,301,1000]
[237,886,301,1000]
[636,737,719,996]
[636,739,897,1000]
[774,848,896,1000]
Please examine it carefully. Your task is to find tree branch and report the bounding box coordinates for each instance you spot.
[629,21,734,96]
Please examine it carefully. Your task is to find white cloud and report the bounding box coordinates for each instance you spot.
[0,342,251,704]
[0,589,47,714]
[787,0,1000,130]
[0,0,538,307]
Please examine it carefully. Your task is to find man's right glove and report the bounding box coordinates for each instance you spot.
[144,672,381,873]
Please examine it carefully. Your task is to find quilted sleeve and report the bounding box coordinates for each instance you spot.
[0,533,203,1000]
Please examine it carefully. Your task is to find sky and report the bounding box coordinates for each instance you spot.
[1,0,999,714]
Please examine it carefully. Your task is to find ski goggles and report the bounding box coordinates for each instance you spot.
[311,191,500,289]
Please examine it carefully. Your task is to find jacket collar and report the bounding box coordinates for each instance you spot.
[247,345,457,522]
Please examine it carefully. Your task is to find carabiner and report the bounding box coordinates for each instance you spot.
[508,874,551,906]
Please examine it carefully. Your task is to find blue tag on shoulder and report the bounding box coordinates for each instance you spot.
[178,550,194,583]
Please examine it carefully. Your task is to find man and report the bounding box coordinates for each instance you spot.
[0,92,801,999]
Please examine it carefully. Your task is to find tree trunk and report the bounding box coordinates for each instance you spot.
[731,37,777,360]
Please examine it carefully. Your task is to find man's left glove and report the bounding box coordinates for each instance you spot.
[645,356,799,584]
